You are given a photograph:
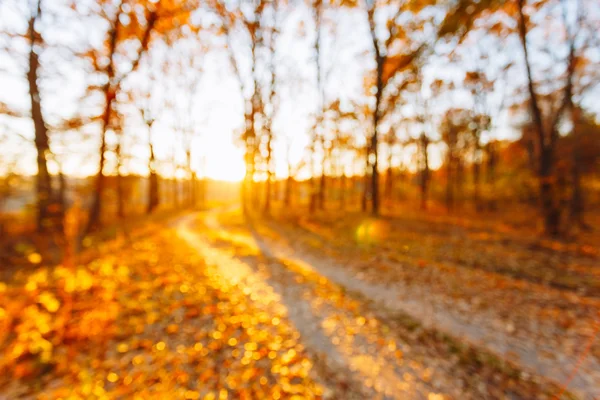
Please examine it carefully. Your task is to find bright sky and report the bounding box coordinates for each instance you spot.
[0,0,598,181]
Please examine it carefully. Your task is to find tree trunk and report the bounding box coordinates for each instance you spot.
[191,172,197,208]
[28,0,54,233]
[473,143,482,212]
[147,172,158,214]
[251,151,261,209]
[54,162,66,239]
[172,177,179,208]
[569,115,587,228]
[420,170,428,211]
[86,14,121,233]
[419,135,430,211]
[87,5,155,231]
[517,0,560,236]
[243,116,257,213]
[370,51,383,216]
[87,128,107,231]
[486,142,497,211]
[244,31,262,214]
[115,139,125,219]
[340,171,346,210]
[309,147,317,213]
[446,157,454,212]
[362,148,369,212]
[366,5,385,217]
[185,149,194,207]
[116,171,124,219]
[284,175,292,207]
[58,168,66,217]
[312,1,325,212]
[146,123,159,214]
[371,105,381,216]
[539,146,560,235]
[265,171,272,214]
[455,158,464,208]
[147,141,159,214]
[569,165,583,226]
[385,144,393,204]
[562,23,585,229]
[264,129,273,214]
[318,156,326,210]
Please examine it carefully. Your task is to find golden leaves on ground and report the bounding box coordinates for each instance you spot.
[0,228,324,399]
[27,253,42,264]
[1,261,126,382]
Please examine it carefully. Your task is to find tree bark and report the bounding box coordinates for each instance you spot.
[172,177,179,208]
[264,13,277,214]
[455,157,464,208]
[569,160,584,227]
[185,149,194,207]
[115,137,125,219]
[370,65,382,216]
[309,148,317,213]
[419,134,430,210]
[339,170,346,210]
[264,139,273,214]
[385,140,393,204]
[284,144,293,207]
[284,175,292,207]
[517,0,560,235]
[318,152,326,210]
[86,8,121,233]
[446,158,454,212]
[311,0,325,213]
[28,0,54,233]
[569,111,587,229]
[361,148,369,212]
[243,35,260,213]
[190,171,197,208]
[473,142,482,212]
[87,7,156,232]
[147,126,159,214]
[486,142,497,210]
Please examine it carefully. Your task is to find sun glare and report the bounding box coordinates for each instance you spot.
[203,144,245,182]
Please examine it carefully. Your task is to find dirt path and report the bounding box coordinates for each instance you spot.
[246,215,600,400]
[175,209,566,399]
[178,214,449,399]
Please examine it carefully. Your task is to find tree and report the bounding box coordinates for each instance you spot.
[84,0,195,231]
[561,0,598,229]
[215,0,270,213]
[309,0,332,212]
[0,0,90,234]
[263,0,282,214]
[463,72,492,211]
[363,0,434,215]
[440,108,472,212]
[567,109,600,228]
[26,0,55,232]
[169,30,206,209]
[516,0,577,235]
[141,99,159,214]
[85,0,160,232]
[416,133,431,210]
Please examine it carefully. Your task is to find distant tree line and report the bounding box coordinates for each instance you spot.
[0,0,598,244]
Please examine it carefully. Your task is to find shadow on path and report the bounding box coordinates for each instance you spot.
[177,212,454,400]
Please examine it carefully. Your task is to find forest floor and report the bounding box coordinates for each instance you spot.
[0,205,597,399]
[238,205,600,400]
